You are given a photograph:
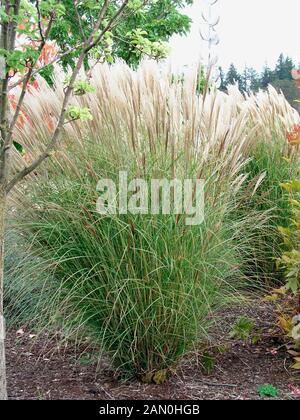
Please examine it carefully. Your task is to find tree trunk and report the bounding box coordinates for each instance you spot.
[0,189,7,400]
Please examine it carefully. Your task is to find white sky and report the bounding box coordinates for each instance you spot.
[169,0,300,73]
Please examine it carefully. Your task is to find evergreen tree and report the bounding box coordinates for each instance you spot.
[225,64,242,87]
[283,56,294,80]
[248,67,260,92]
[218,66,227,92]
[275,53,286,80]
[218,53,296,103]
[239,67,248,93]
[274,54,294,80]
[261,65,275,89]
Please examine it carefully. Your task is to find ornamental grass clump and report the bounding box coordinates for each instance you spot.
[9,61,300,379]
[16,139,250,379]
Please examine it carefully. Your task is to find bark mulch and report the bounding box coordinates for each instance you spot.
[6,298,300,400]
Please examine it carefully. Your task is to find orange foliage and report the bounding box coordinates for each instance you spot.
[292,69,300,89]
[8,23,58,130]
[287,124,300,145]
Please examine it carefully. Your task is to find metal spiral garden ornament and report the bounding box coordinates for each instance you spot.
[200,0,221,85]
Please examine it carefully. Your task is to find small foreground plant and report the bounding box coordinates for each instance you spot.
[257,384,279,398]
[229,316,254,342]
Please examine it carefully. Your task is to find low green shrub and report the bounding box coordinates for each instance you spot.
[277,171,300,302]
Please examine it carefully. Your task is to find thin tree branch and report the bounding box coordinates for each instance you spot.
[0,13,54,185]
[73,0,87,42]
[5,0,114,193]
[8,43,83,91]
[35,0,45,43]
[5,57,84,193]
[8,15,54,135]
[87,0,150,54]
[84,0,129,55]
